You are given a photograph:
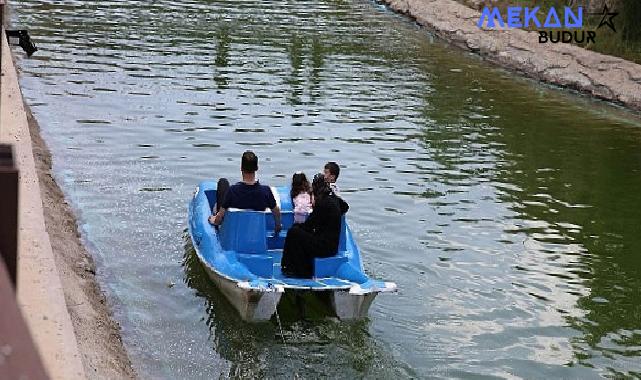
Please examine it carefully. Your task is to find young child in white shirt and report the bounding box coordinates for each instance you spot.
[324,161,341,196]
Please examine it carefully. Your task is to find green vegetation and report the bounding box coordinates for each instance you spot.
[468,0,641,63]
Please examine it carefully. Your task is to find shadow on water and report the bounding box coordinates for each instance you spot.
[181,232,413,378]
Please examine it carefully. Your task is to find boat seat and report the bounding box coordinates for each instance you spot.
[314,253,348,278]
[265,210,295,231]
[219,210,267,254]
[204,189,217,212]
[237,253,273,277]
[314,216,348,277]
[266,211,294,250]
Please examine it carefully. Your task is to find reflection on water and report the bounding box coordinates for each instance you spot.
[182,235,411,378]
[11,0,641,378]
[495,108,641,375]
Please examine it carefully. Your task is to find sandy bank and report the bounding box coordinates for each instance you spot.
[1,29,135,379]
[381,0,641,112]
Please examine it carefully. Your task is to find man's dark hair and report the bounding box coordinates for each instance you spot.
[241,151,258,173]
[324,161,340,179]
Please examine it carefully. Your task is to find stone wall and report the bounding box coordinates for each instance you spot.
[381,0,641,112]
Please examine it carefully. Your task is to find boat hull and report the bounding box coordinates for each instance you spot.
[199,259,283,322]
[331,291,378,320]
[198,253,378,321]
[188,180,396,322]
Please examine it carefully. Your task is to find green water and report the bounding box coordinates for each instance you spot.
[12,0,641,378]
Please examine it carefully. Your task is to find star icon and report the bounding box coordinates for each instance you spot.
[593,4,618,33]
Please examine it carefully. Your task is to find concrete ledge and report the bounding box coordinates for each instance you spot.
[381,0,641,112]
[1,28,85,379]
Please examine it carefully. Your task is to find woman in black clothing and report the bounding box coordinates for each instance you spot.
[281,173,349,278]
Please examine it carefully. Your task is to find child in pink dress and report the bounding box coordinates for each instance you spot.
[290,172,312,224]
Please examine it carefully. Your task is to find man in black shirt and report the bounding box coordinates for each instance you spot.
[209,151,282,235]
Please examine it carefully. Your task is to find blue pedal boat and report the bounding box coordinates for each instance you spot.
[187,180,397,322]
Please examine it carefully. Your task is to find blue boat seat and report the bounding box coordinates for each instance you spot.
[314,254,348,278]
[237,253,273,277]
[204,189,217,212]
[265,210,295,231]
[266,211,294,250]
[219,210,267,254]
[314,216,348,277]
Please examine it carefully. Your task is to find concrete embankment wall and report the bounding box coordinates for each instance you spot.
[1,29,86,379]
[382,0,641,112]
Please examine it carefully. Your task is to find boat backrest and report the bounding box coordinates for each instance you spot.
[204,189,217,213]
[314,217,349,277]
[219,210,267,254]
[265,210,295,232]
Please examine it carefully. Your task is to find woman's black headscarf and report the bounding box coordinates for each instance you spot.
[312,173,331,199]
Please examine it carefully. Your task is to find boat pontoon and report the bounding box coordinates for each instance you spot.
[187,180,396,321]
